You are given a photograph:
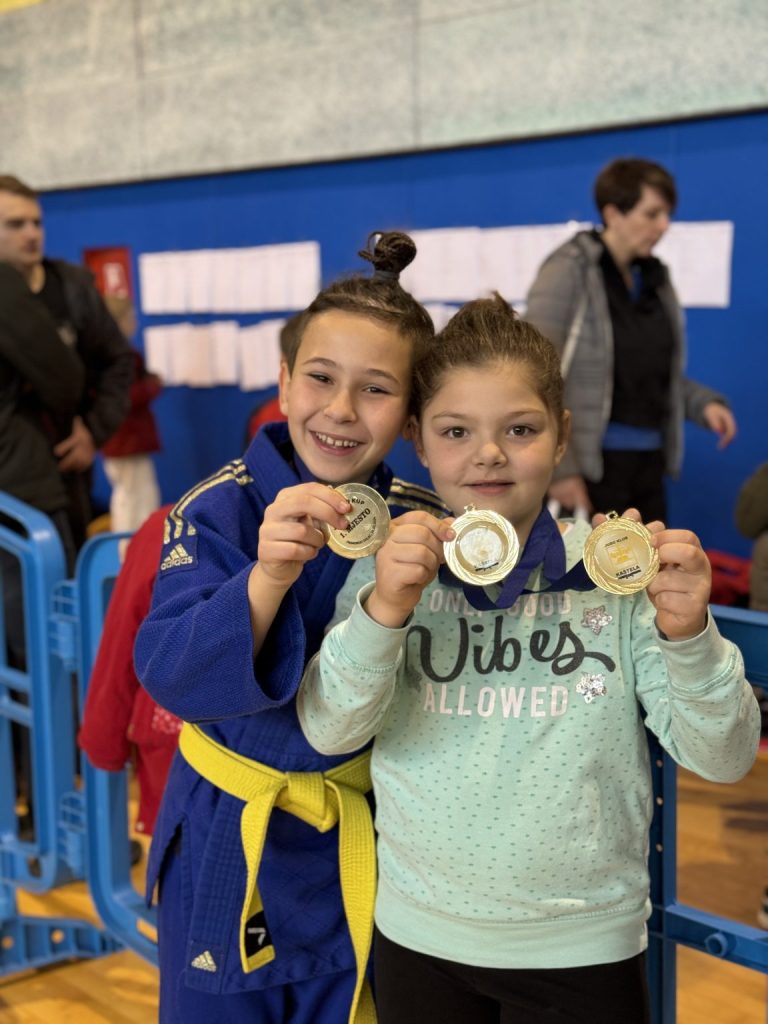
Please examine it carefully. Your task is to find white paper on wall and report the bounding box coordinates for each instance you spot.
[149,323,197,385]
[139,241,321,315]
[185,250,214,313]
[168,323,198,386]
[210,249,241,313]
[654,221,733,308]
[238,319,285,391]
[210,320,240,385]
[399,220,732,309]
[182,324,214,387]
[237,248,266,313]
[254,318,284,386]
[286,241,322,309]
[400,228,484,302]
[143,324,176,379]
[140,221,734,388]
[139,252,188,313]
[260,245,286,312]
[481,222,592,303]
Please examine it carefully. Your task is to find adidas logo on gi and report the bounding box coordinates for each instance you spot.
[160,543,194,571]
[190,949,217,972]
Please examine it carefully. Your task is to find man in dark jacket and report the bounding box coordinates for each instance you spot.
[0,262,85,566]
[0,174,133,547]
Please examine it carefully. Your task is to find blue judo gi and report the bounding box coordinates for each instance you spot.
[134,423,442,1023]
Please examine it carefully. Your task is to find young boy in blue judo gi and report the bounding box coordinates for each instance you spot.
[134,232,441,1024]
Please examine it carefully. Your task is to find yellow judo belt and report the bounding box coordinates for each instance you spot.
[179,722,376,1024]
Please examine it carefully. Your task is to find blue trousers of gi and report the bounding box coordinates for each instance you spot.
[158,843,359,1024]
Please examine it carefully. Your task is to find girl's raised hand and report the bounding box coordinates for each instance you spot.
[591,508,711,641]
[645,525,711,641]
[365,511,455,629]
[256,483,352,590]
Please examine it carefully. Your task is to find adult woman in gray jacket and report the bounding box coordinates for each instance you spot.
[526,158,735,521]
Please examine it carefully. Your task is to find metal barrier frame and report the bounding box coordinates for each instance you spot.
[0,492,118,974]
[647,604,768,1021]
[75,532,158,964]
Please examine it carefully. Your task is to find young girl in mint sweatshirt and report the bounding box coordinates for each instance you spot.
[298,295,759,1024]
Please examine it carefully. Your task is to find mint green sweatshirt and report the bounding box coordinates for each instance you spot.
[297,521,760,969]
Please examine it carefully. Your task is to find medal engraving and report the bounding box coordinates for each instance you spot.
[323,483,390,559]
[444,506,520,585]
[583,511,659,595]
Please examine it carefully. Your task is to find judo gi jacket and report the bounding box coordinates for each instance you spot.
[135,422,442,995]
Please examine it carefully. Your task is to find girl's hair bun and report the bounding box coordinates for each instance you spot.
[358,231,418,280]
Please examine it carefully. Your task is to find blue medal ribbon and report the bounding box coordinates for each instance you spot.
[439,505,595,610]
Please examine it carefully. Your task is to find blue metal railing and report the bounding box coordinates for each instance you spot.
[0,491,118,973]
[75,532,158,964]
[647,604,768,1020]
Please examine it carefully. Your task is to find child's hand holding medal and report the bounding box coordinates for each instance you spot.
[357,509,456,629]
[258,482,353,589]
[586,508,710,640]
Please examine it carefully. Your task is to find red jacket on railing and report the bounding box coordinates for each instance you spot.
[101,350,161,458]
[78,503,180,834]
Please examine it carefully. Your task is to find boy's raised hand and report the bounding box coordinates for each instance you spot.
[592,508,711,641]
[257,483,353,590]
[364,511,455,629]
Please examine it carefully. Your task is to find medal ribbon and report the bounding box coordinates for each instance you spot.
[440,505,595,611]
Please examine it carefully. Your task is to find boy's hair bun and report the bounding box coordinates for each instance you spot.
[358,231,418,280]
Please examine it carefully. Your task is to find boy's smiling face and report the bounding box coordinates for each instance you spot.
[279,310,412,486]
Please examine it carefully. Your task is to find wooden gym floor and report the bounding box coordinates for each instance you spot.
[1,755,767,1023]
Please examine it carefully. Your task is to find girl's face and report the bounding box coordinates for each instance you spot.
[414,360,568,546]
[279,309,412,485]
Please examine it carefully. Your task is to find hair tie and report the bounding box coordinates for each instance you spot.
[372,268,399,282]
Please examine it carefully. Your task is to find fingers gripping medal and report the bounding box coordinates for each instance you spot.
[323,483,390,559]
[444,505,520,585]
[583,511,659,595]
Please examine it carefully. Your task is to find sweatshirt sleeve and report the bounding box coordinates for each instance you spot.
[298,582,409,755]
[681,375,728,426]
[134,488,306,723]
[632,594,760,782]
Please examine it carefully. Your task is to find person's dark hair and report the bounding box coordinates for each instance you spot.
[413,293,565,439]
[283,231,434,370]
[0,174,38,201]
[593,158,677,223]
[278,311,304,359]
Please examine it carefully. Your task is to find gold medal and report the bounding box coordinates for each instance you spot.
[444,505,520,585]
[583,511,659,595]
[323,483,390,559]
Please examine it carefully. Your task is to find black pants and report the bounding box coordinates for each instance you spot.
[374,928,650,1024]
[587,449,667,524]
